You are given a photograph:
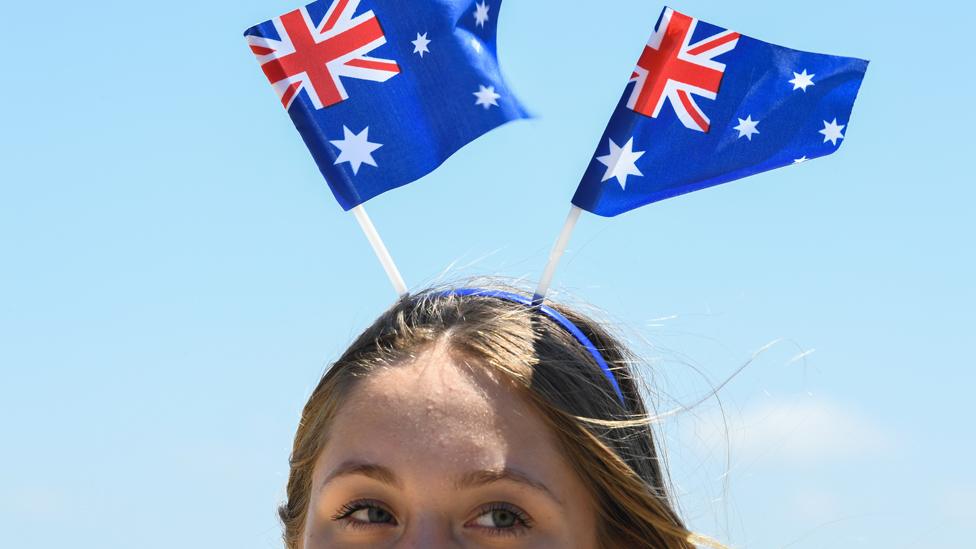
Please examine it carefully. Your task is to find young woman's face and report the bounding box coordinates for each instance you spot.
[301,343,599,548]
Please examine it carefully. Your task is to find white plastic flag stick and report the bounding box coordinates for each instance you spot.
[533,205,583,305]
[351,204,408,298]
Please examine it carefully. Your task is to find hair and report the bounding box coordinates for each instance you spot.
[279,284,720,548]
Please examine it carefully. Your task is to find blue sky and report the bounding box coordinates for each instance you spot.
[1,0,973,547]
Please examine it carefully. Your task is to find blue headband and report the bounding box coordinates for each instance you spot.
[440,289,626,406]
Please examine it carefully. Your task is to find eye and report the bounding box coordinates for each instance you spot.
[467,502,533,536]
[331,499,397,528]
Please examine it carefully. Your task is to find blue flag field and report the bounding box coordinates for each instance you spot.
[571,6,868,217]
[244,0,527,210]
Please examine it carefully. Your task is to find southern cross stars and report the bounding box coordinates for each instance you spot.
[474,1,490,27]
[819,118,845,146]
[330,126,382,175]
[789,69,815,91]
[411,32,431,57]
[473,85,501,109]
[734,115,760,140]
[596,137,645,190]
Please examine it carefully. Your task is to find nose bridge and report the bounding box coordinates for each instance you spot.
[396,510,462,549]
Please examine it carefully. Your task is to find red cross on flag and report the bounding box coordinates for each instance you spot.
[627,8,741,132]
[245,0,401,110]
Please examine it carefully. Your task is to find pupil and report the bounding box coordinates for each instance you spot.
[492,509,516,528]
[368,507,391,523]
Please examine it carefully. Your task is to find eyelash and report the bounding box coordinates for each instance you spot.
[468,502,534,537]
[330,500,534,537]
[331,499,397,529]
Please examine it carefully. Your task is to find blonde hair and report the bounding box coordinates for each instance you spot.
[280,285,720,548]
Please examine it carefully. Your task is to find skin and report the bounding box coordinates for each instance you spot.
[301,342,600,548]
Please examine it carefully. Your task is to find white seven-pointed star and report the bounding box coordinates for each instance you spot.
[473,85,501,109]
[819,118,845,146]
[474,1,490,27]
[734,115,760,140]
[330,126,382,175]
[596,137,645,190]
[794,156,809,164]
[789,69,816,91]
[411,32,431,57]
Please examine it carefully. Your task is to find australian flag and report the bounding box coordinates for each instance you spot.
[244,0,528,210]
[572,7,868,217]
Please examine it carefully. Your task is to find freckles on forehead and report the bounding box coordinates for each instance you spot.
[307,345,601,544]
[323,344,543,470]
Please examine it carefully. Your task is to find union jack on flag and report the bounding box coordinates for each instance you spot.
[572,6,868,217]
[627,8,740,132]
[244,0,528,210]
[246,0,400,110]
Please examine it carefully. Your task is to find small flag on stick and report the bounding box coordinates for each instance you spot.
[536,6,867,300]
[245,0,527,295]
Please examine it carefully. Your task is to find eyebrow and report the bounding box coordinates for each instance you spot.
[321,461,561,505]
[322,460,403,490]
[454,468,563,505]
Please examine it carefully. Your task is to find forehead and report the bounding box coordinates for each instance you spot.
[316,343,560,482]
